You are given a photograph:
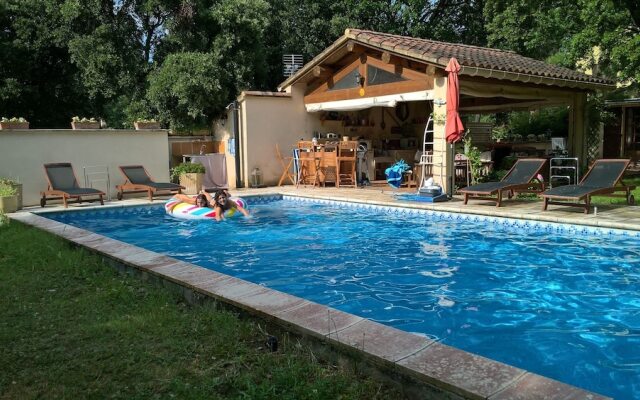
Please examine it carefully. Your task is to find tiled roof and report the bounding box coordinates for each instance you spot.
[347,29,613,86]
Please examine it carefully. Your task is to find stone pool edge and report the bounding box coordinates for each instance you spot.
[10,211,610,400]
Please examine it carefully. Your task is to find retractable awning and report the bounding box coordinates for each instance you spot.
[305,90,433,112]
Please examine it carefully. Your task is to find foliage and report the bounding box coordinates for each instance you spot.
[0,183,17,197]
[0,223,401,399]
[1,0,638,130]
[1,117,27,123]
[0,177,20,185]
[485,0,640,87]
[170,162,206,180]
[71,116,98,123]
[490,108,569,142]
[463,135,483,185]
[147,52,227,130]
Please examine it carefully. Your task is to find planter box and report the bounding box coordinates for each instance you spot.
[0,122,29,130]
[179,173,203,195]
[71,121,100,130]
[0,195,18,214]
[134,121,161,130]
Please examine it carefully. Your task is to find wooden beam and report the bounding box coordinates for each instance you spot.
[312,66,332,78]
[381,51,392,64]
[426,65,436,76]
[347,41,356,52]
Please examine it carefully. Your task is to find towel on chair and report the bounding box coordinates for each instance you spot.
[385,160,411,188]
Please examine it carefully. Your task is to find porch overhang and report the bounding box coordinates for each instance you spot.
[305,90,434,112]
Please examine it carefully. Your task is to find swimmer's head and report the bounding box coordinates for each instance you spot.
[195,194,209,207]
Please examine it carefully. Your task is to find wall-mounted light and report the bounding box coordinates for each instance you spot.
[355,71,365,87]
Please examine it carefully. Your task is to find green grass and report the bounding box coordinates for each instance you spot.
[0,222,400,399]
[591,176,640,205]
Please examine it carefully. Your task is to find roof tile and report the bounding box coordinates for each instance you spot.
[347,29,612,85]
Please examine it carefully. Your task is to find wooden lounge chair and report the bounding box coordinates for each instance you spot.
[116,165,184,201]
[41,163,105,208]
[542,159,633,214]
[459,158,546,207]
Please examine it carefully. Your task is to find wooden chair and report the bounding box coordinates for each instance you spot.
[459,158,546,207]
[319,142,337,187]
[542,159,633,214]
[276,144,295,186]
[296,141,319,188]
[41,163,105,208]
[116,165,183,201]
[336,141,357,188]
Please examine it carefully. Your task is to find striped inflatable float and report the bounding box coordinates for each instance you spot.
[164,197,247,220]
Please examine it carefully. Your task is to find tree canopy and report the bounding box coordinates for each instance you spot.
[0,0,637,129]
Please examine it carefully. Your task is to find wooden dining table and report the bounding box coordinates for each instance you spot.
[296,141,357,186]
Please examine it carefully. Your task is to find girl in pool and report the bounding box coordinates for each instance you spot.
[173,190,249,221]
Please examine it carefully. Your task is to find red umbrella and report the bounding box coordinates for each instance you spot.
[445,58,464,143]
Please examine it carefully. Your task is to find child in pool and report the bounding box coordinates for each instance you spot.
[173,190,249,221]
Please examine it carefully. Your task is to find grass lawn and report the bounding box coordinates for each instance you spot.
[0,222,400,399]
[591,175,640,205]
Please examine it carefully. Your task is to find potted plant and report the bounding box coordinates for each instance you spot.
[171,163,206,194]
[0,178,22,210]
[134,119,161,130]
[0,183,18,214]
[71,116,100,130]
[0,117,29,130]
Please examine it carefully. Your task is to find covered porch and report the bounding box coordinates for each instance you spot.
[230,29,614,193]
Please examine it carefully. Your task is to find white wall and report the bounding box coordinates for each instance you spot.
[0,129,170,206]
[240,87,311,186]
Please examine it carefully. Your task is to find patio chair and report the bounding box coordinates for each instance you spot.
[41,163,105,208]
[116,165,184,201]
[542,159,633,214]
[459,158,546,207]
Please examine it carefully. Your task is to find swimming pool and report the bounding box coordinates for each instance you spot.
[45,197,640,399]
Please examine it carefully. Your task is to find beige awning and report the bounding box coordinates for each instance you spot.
[305,90,433,112]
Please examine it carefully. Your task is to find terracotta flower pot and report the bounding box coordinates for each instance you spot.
[0,122,29,130]
[134,121,161,130]
[0,195,18,214]
[179,173,204,195]
[71,121,100,130]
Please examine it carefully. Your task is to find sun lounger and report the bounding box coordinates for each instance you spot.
[459,158,546,207]
[116,165,184,201]
[41,163,105,208]
[542,159,632,214]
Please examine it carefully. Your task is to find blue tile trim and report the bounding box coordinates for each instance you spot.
[282,195,640,238]
[37,193,638,238]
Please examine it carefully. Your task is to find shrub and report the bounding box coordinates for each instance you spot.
[170,163,206,180]
[0,183,17,197]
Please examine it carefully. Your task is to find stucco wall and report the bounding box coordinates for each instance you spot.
[0,129,170,206]
[240,87,311,186]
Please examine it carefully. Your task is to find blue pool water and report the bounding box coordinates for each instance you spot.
[46,199,640,399]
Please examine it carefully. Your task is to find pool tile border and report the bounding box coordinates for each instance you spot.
[281,194,640,237]
[10,210,610,400]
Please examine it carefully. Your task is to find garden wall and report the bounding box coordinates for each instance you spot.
[0,129,170,206]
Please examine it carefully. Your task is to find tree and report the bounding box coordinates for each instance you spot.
[147,52,227,130]
[485,0,640,88]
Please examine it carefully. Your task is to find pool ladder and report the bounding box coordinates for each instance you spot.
[418,116,445,189]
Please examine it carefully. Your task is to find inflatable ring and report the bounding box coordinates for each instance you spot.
[165,196,247,220]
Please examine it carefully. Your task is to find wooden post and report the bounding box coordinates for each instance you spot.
[568,93,588,166]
